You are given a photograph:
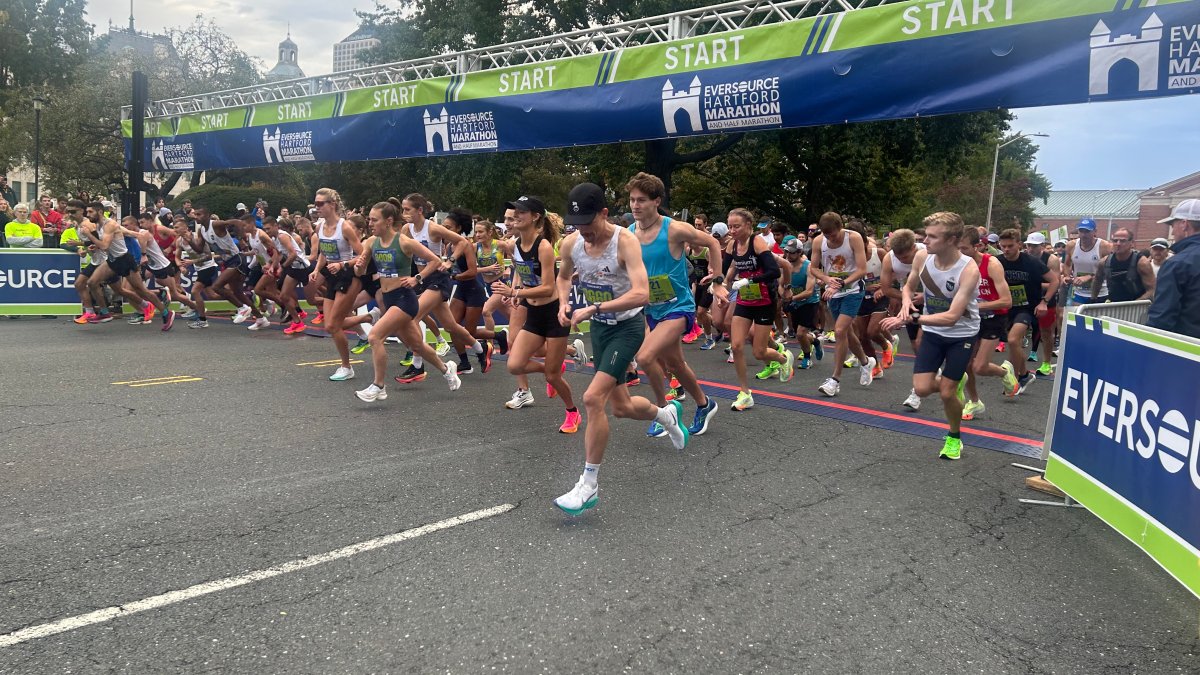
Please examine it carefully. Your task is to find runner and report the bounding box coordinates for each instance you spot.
[809,212,874,397]
[473,219,512,354]
[782,237,821,369]
[489,195,579,432]
[173,216,218,329]
[126,212,198,318]
[352,199,460,401]
[1063,218,1112,306]
[848,221,890,379]
[880,229,925,409]
[263,216,311,334]
[1092,226,1155,303]
[308,188,365,381]
[553,183,689,515]
[957,227,1014,420]
[82,208,175,331]
[623,172,721,436]
[881,212,980,460]
[240,218,279,331]
[722,207,793,411]
[997,228,1059,396]
[443,208,494,373]
[1024,232,1062,376]
[58,200,105,323]
[192,205,263,325]
[687,213,716,346]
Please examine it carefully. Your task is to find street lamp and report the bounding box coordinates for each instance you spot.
[985,131,1048,231]
[32,96,45,198]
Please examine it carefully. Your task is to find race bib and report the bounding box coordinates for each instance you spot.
[319,239,340,260]
[581,281,617,324]
[647,274,678,305]
[738,282,763,301]
[924,295,951,313]
[513,260,539,287]
[1010,284,1029,307]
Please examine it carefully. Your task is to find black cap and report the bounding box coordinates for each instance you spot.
[564,183,607,226]
[504,195,545,215]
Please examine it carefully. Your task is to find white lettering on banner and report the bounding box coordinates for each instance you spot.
[1168,24,1200,88]
[263,129,315,164]
[901,0,1013,35]
[662,76,782,135]
[423,108,500,153]
[199,113,229,130]
[372,85,419,108]
[665,35,744,71]
[277,101,314,121]
[1061,367,1200,487]
[0,267,77,289]
[498,66,557,93]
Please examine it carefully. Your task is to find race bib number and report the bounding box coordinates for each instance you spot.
[924,295,951,313]
[319,239,340,260]
[737,282,763,302]
[647,274,677,305]
[581,281,617,324]
[513,260,538,287]
[1010,284,1029,307]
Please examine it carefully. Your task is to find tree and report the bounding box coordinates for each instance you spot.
[0,0,91,102]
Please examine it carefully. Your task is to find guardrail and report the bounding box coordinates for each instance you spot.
[1076,299,1151,325]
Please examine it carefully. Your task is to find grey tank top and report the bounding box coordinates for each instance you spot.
[106,221,128,259]
[572,228,641,325]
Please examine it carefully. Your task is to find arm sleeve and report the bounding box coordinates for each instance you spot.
[1146,263,1180,333]
[749,249,781,284]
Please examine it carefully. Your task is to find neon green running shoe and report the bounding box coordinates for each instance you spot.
[1037,361,1054,376]
[940,436,963,460]
[755,361,781,380]
[351,338,370,355]
[731,390,755,411]
[400,351,414,367]
[955,373,968,405]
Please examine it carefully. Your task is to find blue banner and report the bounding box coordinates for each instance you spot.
[0,250,83,307]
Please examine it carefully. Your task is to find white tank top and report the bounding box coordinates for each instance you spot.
[202,221,238,258]
[863,243,882,285]
[409,218,443,265]
[277,232,310,268]
[248,231,272,268]
[317,218,354,262]
[178,235,216,270]
[572,228,641,325]
[920,252,979,339]
[821,231,862,298]
[889,243,926,287]
[144,234,171,270]
[1072,239,1106,298]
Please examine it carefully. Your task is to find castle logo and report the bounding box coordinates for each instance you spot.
[263,128,315,164]
[661,75,782,135]
[1090,13,1163,95]
[150,140,194,171]
[423,107,499,154]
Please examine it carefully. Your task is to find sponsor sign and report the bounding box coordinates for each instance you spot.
[1045,314,1200,598]
[126,0,1200,170]
[0,250,83,310]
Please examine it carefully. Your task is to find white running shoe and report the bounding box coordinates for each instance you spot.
[844,355,859,368]
[818,377,840,397]
[659,401,688,450]
[355,383,387,402]
[903,389,922,410]
[248,317,271,331]
[329,366,355,381]
[505,389,535,409]
[232,305,252,324]
[859,357,876,386]
[436,341,451,357]
[554,477,598,515]
[443,361,461,391]
[264,300,277,318]
[571,338,588,367]
[384,336,402,344]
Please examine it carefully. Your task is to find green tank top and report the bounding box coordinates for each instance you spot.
[371,233,412,279]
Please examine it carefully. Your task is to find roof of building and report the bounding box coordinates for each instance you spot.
[280,35,298,50]
[1030,189,1143,219]
[1141,170,1200,197]
[96,27,178,59]
[267,61,306,81]
[339,26,378,43]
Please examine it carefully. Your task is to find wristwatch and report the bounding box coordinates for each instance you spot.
[909,309,922,323]
[414,273,424,284]
[711,275,725,285]
[592,301,603,313]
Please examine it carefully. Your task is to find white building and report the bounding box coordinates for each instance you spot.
[333,27,380,73]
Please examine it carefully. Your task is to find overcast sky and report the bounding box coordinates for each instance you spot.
[89,2,1197,193]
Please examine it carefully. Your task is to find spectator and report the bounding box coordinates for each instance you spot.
[1147,199,1200,339]
[1149,238,1172,277]
[4,203,44,248]
[31,195,64,248]
[0,175,16,205]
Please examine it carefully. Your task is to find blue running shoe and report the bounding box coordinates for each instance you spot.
[688,396,718,436]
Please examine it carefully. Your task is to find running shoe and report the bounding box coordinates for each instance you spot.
[844,355,859,368]
[699,335,718,351]
[1037,362,1054,376]
[188,319,209,329]
[1028,351,1039,363]
[496,329,509,355]
[505,389,534,409]
[180,309,198,320]
[75,313,94,324]
[395,365,426,384]
[681,325,701,344]
[480,341,494,373]
[283,321,306,335]
[773,335,787,356]
[669,376,680,389]
[142,302,155,323]
[940,436,963,460]
[994,341,1006,353]
[962,400,986,421]
[661,400,690,450]
[554,478,597,515]
[355,383,388,402]
[881,343,895,369]
[755,362,780,380]
[329,366,355,381]
[799,354,812,370]
[400,351,414,367]
[547,380,556,398]
[665,386,686,402]
[689,397,718,435]
[162,310,176,332]
[435,341,451,357]
[1016,371,1036,395]
[903,389,922,410]
[127,314,146,325]
[264,300,278,318]
[724,347,735,364]
[955,373,967,405]
[385,336,402,344]
[779,350,795,383]
[232,305,253,324]
[91,313,113,324]
[350,338,370,354]
[298,310,308,320]
[459,359,475,375]
[731,390,755,411]
[813,340,823,361]
[443,361,461,391]
[571,338,588,368]
[859,357,877,386]
[312,312,324,325]
[646,421,667,437]
[247,316,270,331]
[1000,361,1019,397]
[1052,348,1059,358]
[871,362,884,379]
[625,372,640,387]
[818,377,840,397]
[891,333,901,352]
[822,331,836,343]
[559,409,582,434]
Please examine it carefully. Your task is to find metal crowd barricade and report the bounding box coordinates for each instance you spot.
[1076,299,1151,325]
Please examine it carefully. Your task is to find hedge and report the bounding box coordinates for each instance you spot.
[169,184,310,219]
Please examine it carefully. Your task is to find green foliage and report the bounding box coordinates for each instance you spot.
[0,0,91,102]
[170,183,310,219]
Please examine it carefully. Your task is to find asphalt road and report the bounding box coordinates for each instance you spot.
[1,316,1196,673]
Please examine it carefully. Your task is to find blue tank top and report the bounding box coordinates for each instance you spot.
[792,259,819,305]
[629,217,694,319]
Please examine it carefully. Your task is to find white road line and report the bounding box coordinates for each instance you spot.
[0,503,516,648]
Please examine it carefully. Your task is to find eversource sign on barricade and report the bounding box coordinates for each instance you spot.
[123,0,1200,171]
[1045,314,1200,598]
[0,250,83,314]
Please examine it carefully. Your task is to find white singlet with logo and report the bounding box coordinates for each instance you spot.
[920,252,979,339]
[821,231,862,298]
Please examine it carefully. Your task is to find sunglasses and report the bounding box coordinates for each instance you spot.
[314,200,328,207]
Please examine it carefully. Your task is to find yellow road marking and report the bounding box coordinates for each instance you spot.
[296,359,364,367]
[127,378,204,387]
[111,375,199,385]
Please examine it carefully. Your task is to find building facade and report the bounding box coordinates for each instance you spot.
[333,27,380,73]
[267,34,306,82]
[1031,171,1200,249]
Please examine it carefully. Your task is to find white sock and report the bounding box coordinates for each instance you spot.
[472,340,484,354]
[583,462,600,487]
[413,356,424,369]
[358,322,370,339]
[655,405,675,426]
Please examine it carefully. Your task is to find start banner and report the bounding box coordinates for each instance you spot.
[123,0,1200,171]
[1044,313,1200,598]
